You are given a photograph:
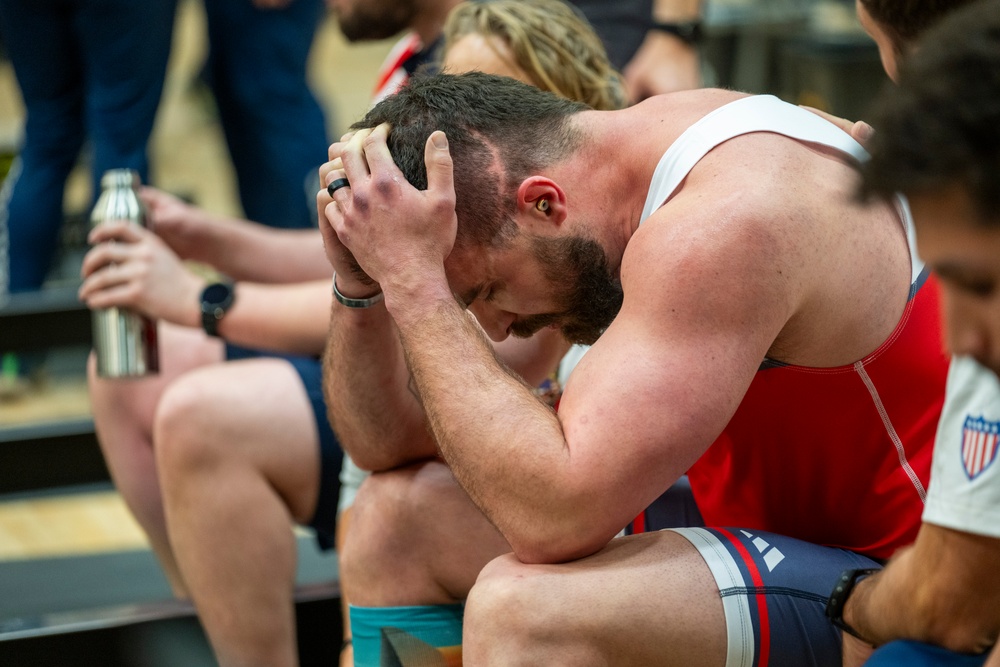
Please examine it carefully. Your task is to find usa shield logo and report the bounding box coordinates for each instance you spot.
[962,415,1000,480]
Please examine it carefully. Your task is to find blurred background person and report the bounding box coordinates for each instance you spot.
[197,0,330,230]
[827,1,1000,664]
[0,0,178,391]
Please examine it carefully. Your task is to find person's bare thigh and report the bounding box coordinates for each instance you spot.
[167,357,322,523]
[467,530,727,666]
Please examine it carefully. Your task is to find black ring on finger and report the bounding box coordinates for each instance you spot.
[327,177,350,197]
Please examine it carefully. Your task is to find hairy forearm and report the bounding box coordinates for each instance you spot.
[845,530,1000,654]
[394,299,612,564]
[216,280,331,355]
[323,301,438,472]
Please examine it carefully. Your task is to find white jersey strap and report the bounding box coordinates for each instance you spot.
[640,95,868,223]
[638,95,924,284]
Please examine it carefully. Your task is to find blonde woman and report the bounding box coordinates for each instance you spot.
[336,2,626,665]
[442,0,625,112]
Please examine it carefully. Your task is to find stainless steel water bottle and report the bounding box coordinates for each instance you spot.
[90,169,159,377]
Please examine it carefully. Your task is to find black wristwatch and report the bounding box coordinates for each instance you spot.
[650,20,703,46]
[825,567,880,639]
[200,281,235,338]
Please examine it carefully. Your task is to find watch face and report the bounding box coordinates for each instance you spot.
[202,282,232,306]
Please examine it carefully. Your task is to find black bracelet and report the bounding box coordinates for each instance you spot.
[825,567,880,640]
[650,20,703,46]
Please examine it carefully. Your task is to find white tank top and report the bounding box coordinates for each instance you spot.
[638,94,923,284]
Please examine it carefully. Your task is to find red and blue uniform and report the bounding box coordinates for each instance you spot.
[635,95,950,667]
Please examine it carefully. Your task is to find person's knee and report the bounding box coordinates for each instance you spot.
[340,465,454,597]
[340,470,421,577]
[153,374,224,478]
[465,555,548,656]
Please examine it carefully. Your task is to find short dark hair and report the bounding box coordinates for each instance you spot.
[859,0,976,55]
[351,72,587,248]
[860,0,1000,226]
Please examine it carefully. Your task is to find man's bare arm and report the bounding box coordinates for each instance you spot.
[141,186,331,283]
[214,280,332,354]
[80,224,332,356]
[623,0,703,101]
[844,524,1000,656]
[322,296,442,472]
[326,126,792,563]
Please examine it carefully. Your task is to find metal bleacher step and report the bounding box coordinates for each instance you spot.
[0,284,92,353]
[0,280,104,494]
[0,534,342,666]
[0,416,106,494]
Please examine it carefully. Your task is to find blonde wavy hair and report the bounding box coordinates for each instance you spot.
[443,0,627,111]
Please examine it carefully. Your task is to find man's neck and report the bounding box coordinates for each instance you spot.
[564,89,747,271]
[558,102,684,272]
[411,0,464,45]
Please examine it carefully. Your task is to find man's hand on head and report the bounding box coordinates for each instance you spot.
[317,135,379,296]
[324,123,459,311]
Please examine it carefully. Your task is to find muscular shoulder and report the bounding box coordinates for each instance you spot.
[620,137,909,366]
[619,196,798,359]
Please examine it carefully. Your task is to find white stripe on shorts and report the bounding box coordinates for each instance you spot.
[668,527,754,667]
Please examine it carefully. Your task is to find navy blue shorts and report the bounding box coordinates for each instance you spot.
[670,527,881,667]
[225,345,341,550]
[632,484,882,666]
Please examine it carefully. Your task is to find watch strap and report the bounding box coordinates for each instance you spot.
[825,567,880,640]
[650,20,703,46]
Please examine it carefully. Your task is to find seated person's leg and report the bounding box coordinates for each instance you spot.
[465,528,882,667]
[88,322,224,595]
[156,355,330,667]
[335,454,370,667]
[341,460,510,666]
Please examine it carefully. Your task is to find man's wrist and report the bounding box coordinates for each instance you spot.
[649,20,703,47]
[332,272,383,309]
[827,568,880,642]
[200,280,236,337]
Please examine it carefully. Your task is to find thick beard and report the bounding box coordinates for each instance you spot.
[510,235,623,345]
[337,1,416,43]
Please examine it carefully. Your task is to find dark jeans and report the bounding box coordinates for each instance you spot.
[0,0,178,293]
[201,0,329,230]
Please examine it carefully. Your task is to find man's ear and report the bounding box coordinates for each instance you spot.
[516,176,567,230]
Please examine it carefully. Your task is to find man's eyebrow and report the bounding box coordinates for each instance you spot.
[459,282,487,308]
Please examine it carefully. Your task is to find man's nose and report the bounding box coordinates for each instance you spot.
[468,302,514,342]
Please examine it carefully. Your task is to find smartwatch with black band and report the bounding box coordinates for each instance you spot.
[825,567,880,640]
[200,281,235,337]
[650,20,703,46]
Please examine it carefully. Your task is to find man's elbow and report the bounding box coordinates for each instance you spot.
[506,519,618,565]
[344,446,422,474]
